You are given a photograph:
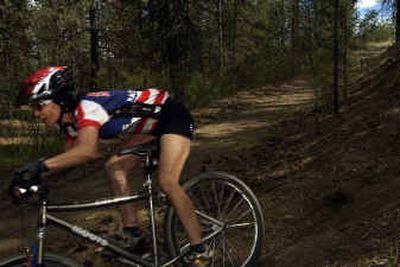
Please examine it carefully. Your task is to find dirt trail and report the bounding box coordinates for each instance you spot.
[187,79,316,172]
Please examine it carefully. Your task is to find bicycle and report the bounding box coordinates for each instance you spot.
[0,141,265,267]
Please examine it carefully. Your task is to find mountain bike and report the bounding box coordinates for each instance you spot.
[0,141,265,267]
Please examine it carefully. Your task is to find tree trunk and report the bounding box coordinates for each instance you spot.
[218,0,225,73]
[342,0,349,100]
[291,0,299,75]
[333,0,340,114]
[396,0,400,44]
[232,0,238,62]
[89,0,100,89]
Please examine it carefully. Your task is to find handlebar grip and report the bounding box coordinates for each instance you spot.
[17,185,39,195]
[18,188,27,194]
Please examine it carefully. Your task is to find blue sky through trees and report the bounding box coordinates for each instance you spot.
[358,0,380,9]
[357,0,391,20]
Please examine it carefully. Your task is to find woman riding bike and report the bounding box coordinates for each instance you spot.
[11,66,210,267]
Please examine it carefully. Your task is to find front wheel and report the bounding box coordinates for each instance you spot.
[0,253,84,267]
[165,172,265,267]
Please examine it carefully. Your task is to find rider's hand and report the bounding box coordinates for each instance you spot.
[10,159,49,195]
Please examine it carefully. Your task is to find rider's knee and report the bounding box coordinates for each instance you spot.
[158,178,179,195]
[105,156,120,173]
[105,155,137,173]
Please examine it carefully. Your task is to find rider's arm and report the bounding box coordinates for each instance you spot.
[64,138,76,151]
[43,126,99,172]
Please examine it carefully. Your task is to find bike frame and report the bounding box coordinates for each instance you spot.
[29,154,226,267]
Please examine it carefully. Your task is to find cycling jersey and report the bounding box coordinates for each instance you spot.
[63,89,169,140]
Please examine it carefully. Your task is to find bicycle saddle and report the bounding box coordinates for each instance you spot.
[118,140,159,159]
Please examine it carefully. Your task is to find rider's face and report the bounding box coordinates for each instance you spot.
[32,100,61,127]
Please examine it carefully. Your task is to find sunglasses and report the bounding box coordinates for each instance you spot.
[30,99,52,111]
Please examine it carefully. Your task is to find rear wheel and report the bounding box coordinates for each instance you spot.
[0,253,83,267]
[165,172,265,267]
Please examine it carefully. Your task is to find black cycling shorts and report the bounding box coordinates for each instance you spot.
[154,99,194,140]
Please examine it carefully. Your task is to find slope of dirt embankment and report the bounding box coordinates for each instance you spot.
[1,46,400,267]
[200,47,400,267]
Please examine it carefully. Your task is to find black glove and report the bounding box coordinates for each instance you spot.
[11,159,49,190]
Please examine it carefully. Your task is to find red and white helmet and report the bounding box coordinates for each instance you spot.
[16,66,74,106]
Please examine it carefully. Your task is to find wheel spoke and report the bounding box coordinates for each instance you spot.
[195,210,224,227]
[210,236,219,267]
[225,240,244,266]
[216,235,242,266]
[227,225,256,264]
[191,185,209,212]
[213,233,243,267]
[220,187,237,218]
[218,182,226,212]
[227,221,256,229]
[225,197,244,221]
[211,181,223,218]
[221,233,226,267]
[229,208,252,224]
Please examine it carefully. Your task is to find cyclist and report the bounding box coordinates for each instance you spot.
[11,66,210,267]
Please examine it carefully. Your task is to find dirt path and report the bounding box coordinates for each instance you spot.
[187,79,316,174]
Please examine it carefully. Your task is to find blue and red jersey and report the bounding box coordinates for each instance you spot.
[64,88,169,140]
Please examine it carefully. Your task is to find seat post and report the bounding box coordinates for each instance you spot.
[144,152,153,176]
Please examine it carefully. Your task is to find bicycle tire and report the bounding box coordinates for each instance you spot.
[164,171,265,267]
[0,253,84,267]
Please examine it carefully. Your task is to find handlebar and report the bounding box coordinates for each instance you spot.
[11,184,48,203]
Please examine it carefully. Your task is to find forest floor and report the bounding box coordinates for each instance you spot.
[1,41,400,267]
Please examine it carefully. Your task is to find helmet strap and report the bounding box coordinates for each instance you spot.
[57,104,66,133]
[56,96,78,133]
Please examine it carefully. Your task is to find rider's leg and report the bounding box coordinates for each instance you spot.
[105,134,154,228]
[158,134,203,245]
[105,154,141,227]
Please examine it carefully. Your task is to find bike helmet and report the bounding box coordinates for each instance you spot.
[16,66,75,108]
